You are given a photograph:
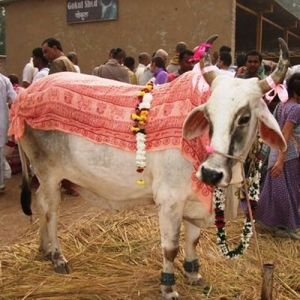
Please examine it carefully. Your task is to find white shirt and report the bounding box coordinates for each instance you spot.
[0,74,17,146]
[135,63,147,85]
[138,65,153,86]
[218,69,234,77]
[193,63,234,77]
[285,65,300,81]
[22,59,38,85]
[32,67,50,82]
[193,63,219,73]
[74,65,81,73]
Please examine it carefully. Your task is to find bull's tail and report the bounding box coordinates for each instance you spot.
[18,143,32,216]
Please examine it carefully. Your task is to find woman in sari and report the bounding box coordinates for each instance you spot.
[256,73,300,239]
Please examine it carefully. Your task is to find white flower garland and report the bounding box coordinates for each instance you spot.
[214,160,261,258]
[136,132,146,170]
[131,82,154,185]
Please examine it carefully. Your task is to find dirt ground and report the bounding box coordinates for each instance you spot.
[0,172,97,248]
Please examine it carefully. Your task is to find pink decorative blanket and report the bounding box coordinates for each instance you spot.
[9,71,213,211]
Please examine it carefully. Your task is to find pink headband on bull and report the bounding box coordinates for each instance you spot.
[264,75,288,103]
[189,43,212,62]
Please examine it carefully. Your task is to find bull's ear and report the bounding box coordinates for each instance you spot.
[183,104,208,140]
[255,101,287,152]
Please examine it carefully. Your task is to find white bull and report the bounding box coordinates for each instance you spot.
[9,36,288,299]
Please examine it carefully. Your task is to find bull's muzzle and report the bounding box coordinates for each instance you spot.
[200,165,223,186]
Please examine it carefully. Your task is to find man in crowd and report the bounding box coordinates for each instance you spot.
[135,52,151,85]
[139,49,168,85]
[235,50,264,79]
[31,47,49,82]
[166,49,194,82]
[92,47,129,83]
[40,38,78,195]
[0,74,17,190]
[42,38,77,74]
[167,41,187,73]
[21,58,37,88]
[216,51,234,77]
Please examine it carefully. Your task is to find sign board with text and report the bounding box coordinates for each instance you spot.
[66,0,118,24]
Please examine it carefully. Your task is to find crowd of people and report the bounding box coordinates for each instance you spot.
[1,37,300,240]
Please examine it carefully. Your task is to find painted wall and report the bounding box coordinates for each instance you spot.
[4,0,235,78]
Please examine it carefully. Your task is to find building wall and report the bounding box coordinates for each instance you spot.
[4,0,235,78]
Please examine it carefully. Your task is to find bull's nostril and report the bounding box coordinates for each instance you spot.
[201,166,223,186]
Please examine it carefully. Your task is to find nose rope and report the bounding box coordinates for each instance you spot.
[205,144,246,163]
[211,149,245,164]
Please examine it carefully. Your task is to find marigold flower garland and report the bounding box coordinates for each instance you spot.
[130,82,154,185]
[214,159,261,258]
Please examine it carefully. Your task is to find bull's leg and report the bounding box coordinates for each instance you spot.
[183,220,203,285]
[158,201,185,300]
[36,180,71,274]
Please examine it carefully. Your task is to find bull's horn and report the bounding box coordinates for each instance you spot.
[205,34,219,49]
[259,38,290,93]
[200,34,219,86]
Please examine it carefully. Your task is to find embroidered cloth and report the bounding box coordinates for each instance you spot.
[9,71,213,211]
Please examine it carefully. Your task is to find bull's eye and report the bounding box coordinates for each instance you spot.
[238,115,250,125]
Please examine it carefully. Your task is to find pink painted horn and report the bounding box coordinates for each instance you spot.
[259,38,290,93]
[199,34,219,86]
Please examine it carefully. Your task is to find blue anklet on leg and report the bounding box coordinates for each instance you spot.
[161,272,175,286]
[183,259,199,273]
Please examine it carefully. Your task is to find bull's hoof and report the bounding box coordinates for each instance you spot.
[189,277,204,286]
[185,272,204,286]
[54,262,71,274]
[161,287,179,300]
[162,292,179,300]
[43,252,52,261]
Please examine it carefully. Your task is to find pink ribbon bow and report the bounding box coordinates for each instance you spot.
[206,144,215,154]
[205,138,215,154]
[189,43,212,62]
[265,75,288,103]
